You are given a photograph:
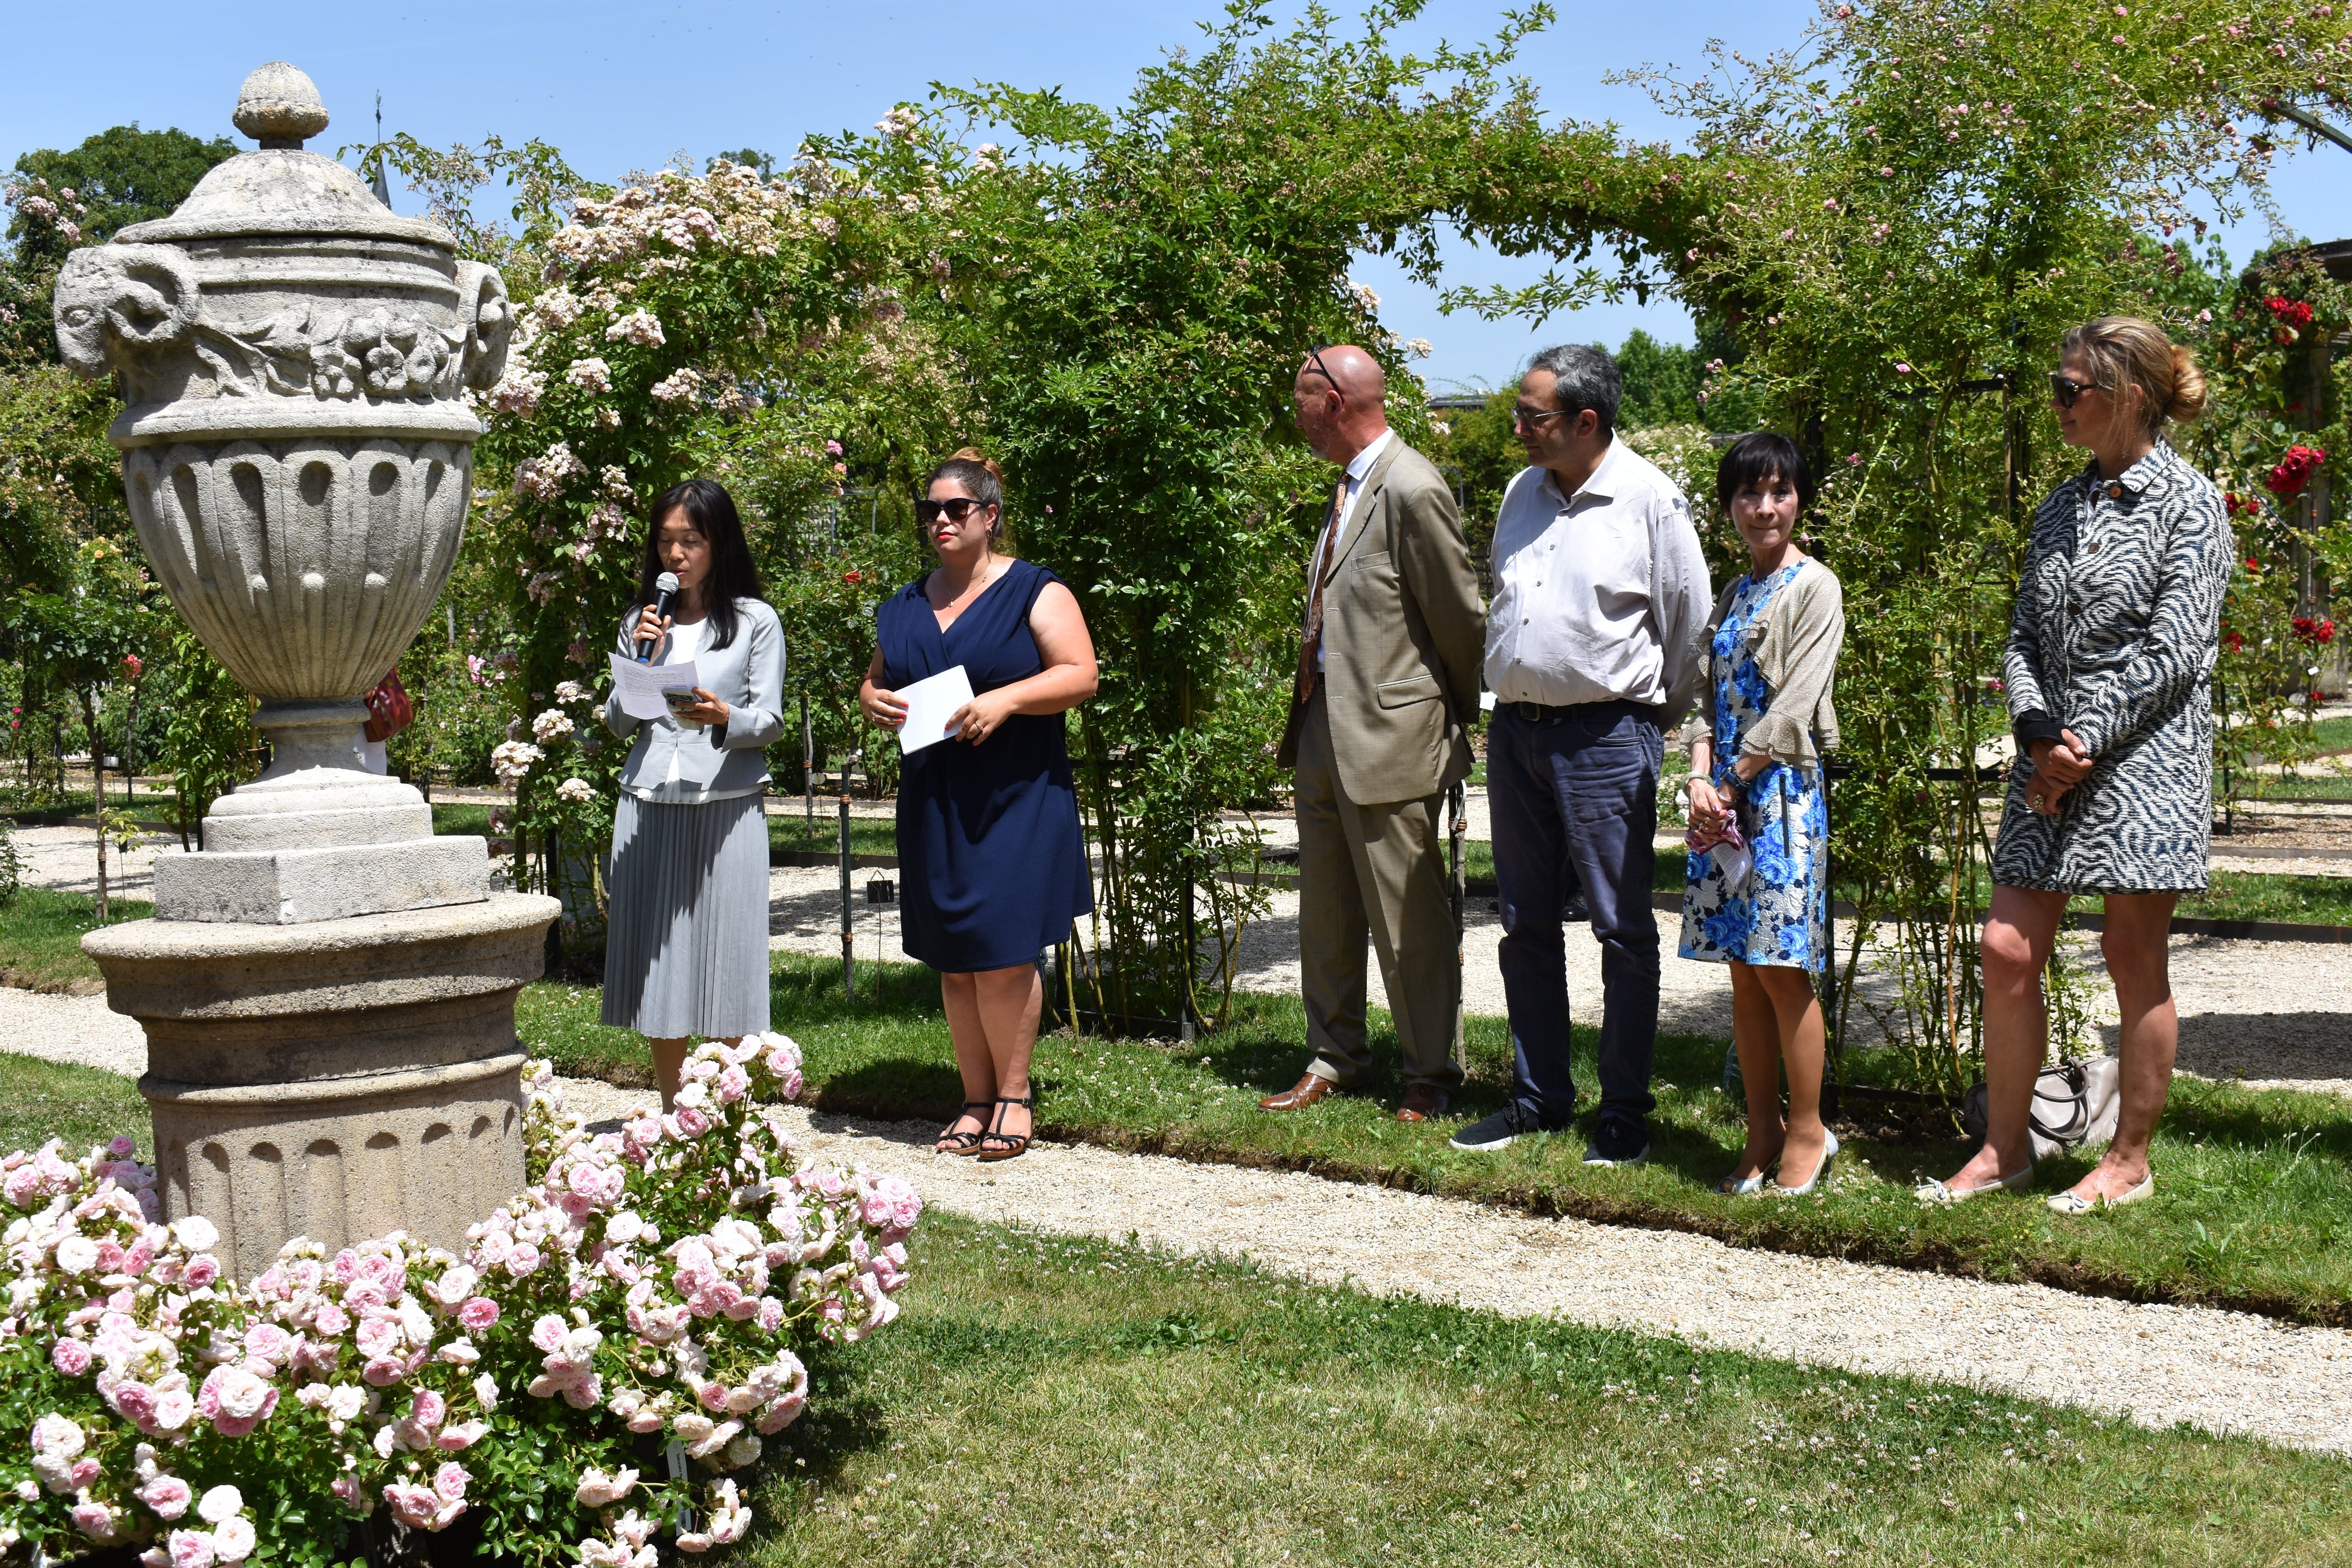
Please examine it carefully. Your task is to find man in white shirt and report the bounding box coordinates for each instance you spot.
[1450,344,1711,1162]
[1262,345,1486,1122]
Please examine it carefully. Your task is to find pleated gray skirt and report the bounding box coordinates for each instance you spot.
[601,791,771,1038]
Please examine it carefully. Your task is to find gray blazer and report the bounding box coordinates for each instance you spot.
[602,597,786,798]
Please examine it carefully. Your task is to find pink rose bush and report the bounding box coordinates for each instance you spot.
[0,1035,917,1566]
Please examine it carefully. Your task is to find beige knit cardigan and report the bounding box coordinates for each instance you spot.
[1684,557,1845,765]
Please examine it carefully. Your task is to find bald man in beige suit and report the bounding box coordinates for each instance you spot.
[1261,345,1486,1123]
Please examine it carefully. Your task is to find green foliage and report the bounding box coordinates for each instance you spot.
[153,626,255,843]
[1434,0,2352,1085]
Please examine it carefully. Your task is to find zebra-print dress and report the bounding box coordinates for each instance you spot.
[1991,440,2232,893]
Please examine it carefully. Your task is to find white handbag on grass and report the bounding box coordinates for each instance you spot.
[1961,1056,2122,1163]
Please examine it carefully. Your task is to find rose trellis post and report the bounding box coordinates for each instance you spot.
[53,63,558,1277]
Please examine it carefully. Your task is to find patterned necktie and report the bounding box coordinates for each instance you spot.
[1295,478,1351,704]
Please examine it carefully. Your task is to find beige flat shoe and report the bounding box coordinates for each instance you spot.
[1914,1163,2035,1205]
[2046,1172,2153,1214]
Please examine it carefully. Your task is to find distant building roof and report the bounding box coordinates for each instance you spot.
[1426,393,1492,411]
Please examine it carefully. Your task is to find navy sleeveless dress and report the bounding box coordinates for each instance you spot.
[878,557,1094,972]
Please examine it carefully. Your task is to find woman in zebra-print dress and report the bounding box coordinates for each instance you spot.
[1921,317,2230,1215]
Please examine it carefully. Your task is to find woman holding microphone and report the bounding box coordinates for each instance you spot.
[859,450,1097,1162]
[602,478,786,1106]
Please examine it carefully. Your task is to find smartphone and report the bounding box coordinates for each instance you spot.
[662,686,702,721]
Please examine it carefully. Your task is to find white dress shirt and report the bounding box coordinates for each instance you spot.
[1310,427,1394,669]
[1483,437,1712,723]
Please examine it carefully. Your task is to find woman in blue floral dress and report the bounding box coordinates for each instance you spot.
[1678,435,1846,1197]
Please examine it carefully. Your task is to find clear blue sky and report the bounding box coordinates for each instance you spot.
[8,0,2349,390]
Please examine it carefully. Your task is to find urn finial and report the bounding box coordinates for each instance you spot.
[233,62,330,149]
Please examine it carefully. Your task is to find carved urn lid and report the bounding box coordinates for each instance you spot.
[115,63,450,247]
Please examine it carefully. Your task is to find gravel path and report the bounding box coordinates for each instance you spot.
[12,987,2351,1455]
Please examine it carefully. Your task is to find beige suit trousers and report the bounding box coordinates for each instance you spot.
[1295,689,1464,1088]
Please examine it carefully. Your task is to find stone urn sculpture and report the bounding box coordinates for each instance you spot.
[61,63,559,1277]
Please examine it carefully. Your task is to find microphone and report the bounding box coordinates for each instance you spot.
[636,571,680,663]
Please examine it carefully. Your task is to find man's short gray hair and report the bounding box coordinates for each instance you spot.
[1526,343,1621,436]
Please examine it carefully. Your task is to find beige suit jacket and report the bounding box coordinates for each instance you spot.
[1277,438,1486,805]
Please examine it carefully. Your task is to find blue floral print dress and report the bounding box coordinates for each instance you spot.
[1678,562,1830,971]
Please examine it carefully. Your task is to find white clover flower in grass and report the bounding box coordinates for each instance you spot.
[532,709,575,745]
[605,310,666,348]
[565,357,613,394]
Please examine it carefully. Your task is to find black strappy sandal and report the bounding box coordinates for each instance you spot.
[935,1102,991,1156]
[976,1092,1035,1163]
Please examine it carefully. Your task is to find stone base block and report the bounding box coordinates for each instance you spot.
[144,1052,528,1278]
[153,834,490,923]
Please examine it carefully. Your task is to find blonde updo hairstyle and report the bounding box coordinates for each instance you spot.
[2061,316,2209,436]
[925,446,1006,545]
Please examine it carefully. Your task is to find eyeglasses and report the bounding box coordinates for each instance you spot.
[915,497,989,525]
[1512,405,1572,431]
[1301,341,1344,399]
[2048,372,2108,408]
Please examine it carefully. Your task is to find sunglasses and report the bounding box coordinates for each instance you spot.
[1301,341,1345,396]
[915,497,991,525]
[2048,372,2107,408]
[1512,405,1572,431]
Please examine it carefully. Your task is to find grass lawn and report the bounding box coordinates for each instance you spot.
[0,1054,2338,1567]
[0,1052,149,1159]
[769,815,900,857]
[516,955,2352,1326]
[0,886,153,992]
[755,1214,2352,1567]
[433,802,493,836]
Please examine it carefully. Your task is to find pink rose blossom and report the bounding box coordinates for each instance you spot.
[139,1476,193,1520]
[52,1337,93,1375]
[167,1529,216,1568]
[182,1255,220,1289]
[457,1296,500,1332]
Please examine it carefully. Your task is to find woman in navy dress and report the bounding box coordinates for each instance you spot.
[858,450,1097,1161]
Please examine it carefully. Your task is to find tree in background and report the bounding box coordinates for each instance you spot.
[1,126,242,818]
[1,125,236,365]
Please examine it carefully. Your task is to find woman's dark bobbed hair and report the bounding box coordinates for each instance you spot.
[1714,432,1817,516]
[634,478,763,651]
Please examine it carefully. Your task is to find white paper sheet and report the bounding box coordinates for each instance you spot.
[895,664,976,754]
[608,652,702,721]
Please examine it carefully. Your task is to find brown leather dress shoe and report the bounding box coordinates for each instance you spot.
[1259,1073,1339,1112]
[1397,1083,1452,1122]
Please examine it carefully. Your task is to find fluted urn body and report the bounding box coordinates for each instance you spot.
[61,64,556,1276]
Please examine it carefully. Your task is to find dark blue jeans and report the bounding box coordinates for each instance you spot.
[1489,701,1663,1129]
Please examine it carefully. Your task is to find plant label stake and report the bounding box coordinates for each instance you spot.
[839,788,854,1000]
[666,1439,695,1533]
